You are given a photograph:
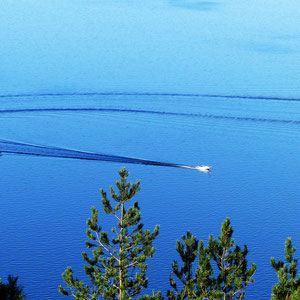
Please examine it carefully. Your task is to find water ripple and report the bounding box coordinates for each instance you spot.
[1,92,300,102]
[1,107,300,125]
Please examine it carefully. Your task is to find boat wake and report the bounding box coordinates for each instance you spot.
[0,139,210,172]
[0,107,299,125]
[0,91,300,102]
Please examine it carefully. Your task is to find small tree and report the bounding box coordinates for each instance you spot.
[0,275,25,300]
[59,168,160,299]
[271,238,300,300]
[168,218,256,299]
[168,232,198,299]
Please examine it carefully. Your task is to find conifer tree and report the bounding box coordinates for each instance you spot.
[168,232,198,299]
[59,168,161,299]
[0,275,25,300]
[271,237,300,299]
[168,218,256,300]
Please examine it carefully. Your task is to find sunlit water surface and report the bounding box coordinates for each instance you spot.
[1,0,300,299]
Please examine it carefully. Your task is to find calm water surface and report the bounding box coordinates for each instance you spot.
[0,0,300,299]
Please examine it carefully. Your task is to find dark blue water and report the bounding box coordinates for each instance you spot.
[1,0,300,299]
[0,95,299,299]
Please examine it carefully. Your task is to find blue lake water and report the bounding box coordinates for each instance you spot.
[0,0,300,299]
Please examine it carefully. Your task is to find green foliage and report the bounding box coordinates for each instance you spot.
[168,218,256,300]
[168,231,198,299]
[271,238,300,300]
[291,287,300,300]
[59,168,160,299]
[0,275,25,300]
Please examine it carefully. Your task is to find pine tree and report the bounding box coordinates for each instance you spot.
[0,275,25,300]
[168,232,198,299]
[59,168,161,299]
[167,218,256,300]
[271,238,300,300]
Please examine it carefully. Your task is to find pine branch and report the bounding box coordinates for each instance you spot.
[125,261,139,269]
[95,231,120,263]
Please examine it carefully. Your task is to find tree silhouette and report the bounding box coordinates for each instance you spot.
[0,275,25,300]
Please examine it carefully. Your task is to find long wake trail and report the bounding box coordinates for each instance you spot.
[0,139,201,170]
[1,92,300,102]
[0,107,300,125]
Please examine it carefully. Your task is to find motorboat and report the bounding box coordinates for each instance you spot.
[195,165,211,173]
